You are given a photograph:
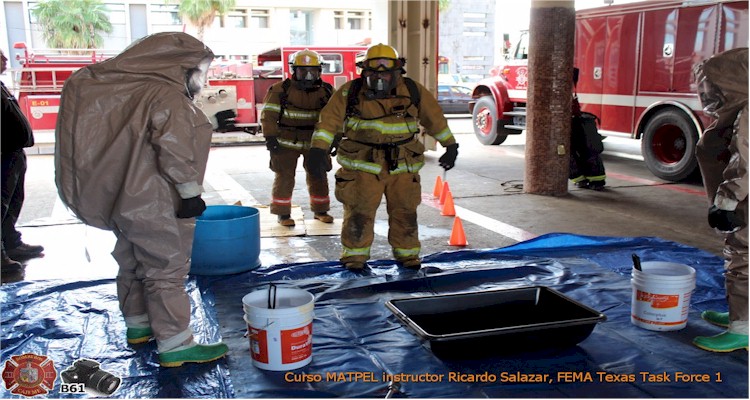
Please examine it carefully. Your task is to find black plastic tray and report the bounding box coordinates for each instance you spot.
[385,286,606,358]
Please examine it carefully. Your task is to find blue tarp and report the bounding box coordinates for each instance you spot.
[1,233,747,398]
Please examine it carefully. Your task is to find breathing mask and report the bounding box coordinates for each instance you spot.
[186,57,212,98]
[293,66,323,91]
[362,60,400,99]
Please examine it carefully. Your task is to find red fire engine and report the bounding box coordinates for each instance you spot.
[257,46,367,88]
[8,42,117,132]
[199,45,366,133]
[470,0,748,182]
[9,43,365,135]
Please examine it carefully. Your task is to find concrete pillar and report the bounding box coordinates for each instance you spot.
[388,0,438,91]
[523,0,575,196]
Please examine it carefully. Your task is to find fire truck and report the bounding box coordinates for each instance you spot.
[9,43,365,135]
[8,42,117,132]
[470,0,748,182]
[257,46,367,88]
[199,45,366,133]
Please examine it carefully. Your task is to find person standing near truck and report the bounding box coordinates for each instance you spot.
[305,43,458,271]
[261,49,335,227]
[693,47,748,352]
[55,32,228,366]
[1,49,44,271]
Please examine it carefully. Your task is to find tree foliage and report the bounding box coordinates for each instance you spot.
[170,0,236,41]
[439,0,451,12]
[31,0,113,50]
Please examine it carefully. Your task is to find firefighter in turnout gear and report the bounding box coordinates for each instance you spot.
[261,49,334,226]
[305,43,458,271]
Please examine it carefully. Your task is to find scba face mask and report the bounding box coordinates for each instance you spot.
[186,57,212,98]
[363,70,398,99]
[293,66,322,91]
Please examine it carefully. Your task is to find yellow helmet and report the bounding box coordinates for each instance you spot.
[361,43,404,71]
[290,49,321,67]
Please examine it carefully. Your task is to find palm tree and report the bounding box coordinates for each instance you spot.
[172,0,236,42]
[31,0,113,50]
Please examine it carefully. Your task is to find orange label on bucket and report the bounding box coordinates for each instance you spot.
[636,290,679,309]
[281,322,313,364]
[249,327,268,363]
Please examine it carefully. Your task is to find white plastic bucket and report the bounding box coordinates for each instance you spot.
[631,261,696,331]
[242,287,314,371]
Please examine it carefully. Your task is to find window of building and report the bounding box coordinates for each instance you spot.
[225,9,248,28]
[334,10,371,30]
[290,10,311,45]
[462,31,486,37]
[251,9,270,29]
[105,3,126,24]
[151,4,181,26]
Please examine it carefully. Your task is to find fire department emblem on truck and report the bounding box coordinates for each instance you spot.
[515,67,528,89]
[2,353,57,397]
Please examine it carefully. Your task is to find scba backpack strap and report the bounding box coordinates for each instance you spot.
[277,79,293,126]
[278,79,333,126]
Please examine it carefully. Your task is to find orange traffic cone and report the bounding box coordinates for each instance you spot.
[433,175,443,198]
[448,217,468,246]
[439,181,451,205]
[441,190,456,216]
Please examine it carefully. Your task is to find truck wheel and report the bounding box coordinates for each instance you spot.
[472,96,509,145]
[641,109,699,182]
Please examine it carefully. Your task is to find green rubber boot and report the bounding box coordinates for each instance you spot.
[693,331,749,353]
[126,327,153,344]
[701,310,730,328]
[159,342,229,368]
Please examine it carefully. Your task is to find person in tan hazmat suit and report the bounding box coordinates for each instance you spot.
[261,49,334,226]
[55,32,228,367]
[306,43,458,271]
[693,47,748,352]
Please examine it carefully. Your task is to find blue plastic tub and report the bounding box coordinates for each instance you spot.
[190,205,261,275]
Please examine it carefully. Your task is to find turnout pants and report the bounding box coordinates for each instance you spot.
[334,168,421,264]
[1,149,27,250]
[569,114,606,183]
[112,214,195,352]
[270,147,330,216]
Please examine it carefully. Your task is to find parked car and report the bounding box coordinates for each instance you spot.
[437,84,473,114]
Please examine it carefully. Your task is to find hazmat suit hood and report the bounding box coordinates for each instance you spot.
[694,47,749,219]
[55,32,215,230]
[695,47,748,120]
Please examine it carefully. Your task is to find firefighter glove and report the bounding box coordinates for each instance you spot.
[708,205,744,233]
[305,147,331,178]
[176,196,206,219]
[215,110,237,132]
[265,136,280,153]
[439,143,459,170]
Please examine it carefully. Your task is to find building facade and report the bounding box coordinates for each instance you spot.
[437,0,497,82]
[1,0,389,68]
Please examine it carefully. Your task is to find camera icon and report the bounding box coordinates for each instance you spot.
[61,359,121,396]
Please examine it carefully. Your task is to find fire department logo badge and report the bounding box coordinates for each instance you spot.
[2,353,57,397]
[516,67,529,89]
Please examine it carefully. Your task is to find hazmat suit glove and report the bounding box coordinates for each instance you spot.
[176,196,206,219]
[439,143,459,170]
[305,147,331,178]
[708,205,744,233]
[265,136,280,153]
